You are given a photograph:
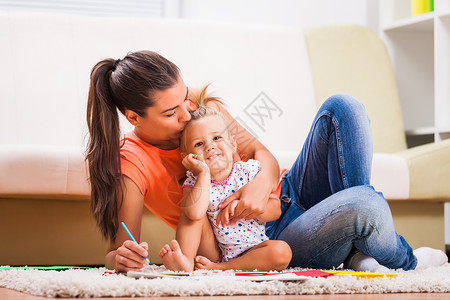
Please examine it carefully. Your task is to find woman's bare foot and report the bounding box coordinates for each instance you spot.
[195,255,223,270]
[159,240,193,271]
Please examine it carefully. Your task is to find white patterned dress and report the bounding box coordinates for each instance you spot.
[182,159,269,261]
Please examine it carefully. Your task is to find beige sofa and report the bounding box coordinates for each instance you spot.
[1,11,449,266]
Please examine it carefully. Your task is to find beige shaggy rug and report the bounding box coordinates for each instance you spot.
[1,264,450,297]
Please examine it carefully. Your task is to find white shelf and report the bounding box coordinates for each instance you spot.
[406,127,450,136]
[380,1,450,145]
[436,127,450,134]
[405,127,435,136]
[437,10,450,19]
[383,12,434,32]
[381,0,450,247]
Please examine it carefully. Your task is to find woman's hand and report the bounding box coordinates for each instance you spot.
[254,193,282,222]
[219,174,271,221]
[113,240,149,272]
[182,153,210,176]
[216,199,239,227]
[105,176,148,272]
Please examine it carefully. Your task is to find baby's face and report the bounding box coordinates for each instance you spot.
[181,115,236,172]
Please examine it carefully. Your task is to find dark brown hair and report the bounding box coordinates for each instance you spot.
[86,51,180,243]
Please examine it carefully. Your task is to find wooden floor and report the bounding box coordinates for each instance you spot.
[1,288,449,299]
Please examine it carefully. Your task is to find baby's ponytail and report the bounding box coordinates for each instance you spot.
[86,59,122,243]
[188,83,224,108]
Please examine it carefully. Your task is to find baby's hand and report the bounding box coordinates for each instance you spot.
[216,199,239,227]
[182,153,209,176]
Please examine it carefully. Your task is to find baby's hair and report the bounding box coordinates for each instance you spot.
[189,83,224,108]
[181,85,232,151]
[186,84,228,127]
[189,105,224,123]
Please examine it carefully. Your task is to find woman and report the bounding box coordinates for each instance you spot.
[86,50,447,272]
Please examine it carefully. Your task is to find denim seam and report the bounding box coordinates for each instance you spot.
[292,199,305,211]
[330,114,348,189]
[297,112,332,201]
[357,224,377,258]
[297,111,349,198]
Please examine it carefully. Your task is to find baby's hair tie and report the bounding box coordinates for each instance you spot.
[112,58,121,72]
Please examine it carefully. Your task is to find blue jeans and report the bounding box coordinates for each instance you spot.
[266,94,417,270]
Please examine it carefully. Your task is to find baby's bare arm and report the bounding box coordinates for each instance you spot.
[180,153,211,220]
[181,171,211,221]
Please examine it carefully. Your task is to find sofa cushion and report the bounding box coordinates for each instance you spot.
[0,10,317,156]
[303,25,408,153]
[0,145,410,201]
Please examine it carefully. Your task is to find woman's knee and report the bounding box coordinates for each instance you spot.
[343,186,391,228]
[321,94,369,124]
[323,93,365,111]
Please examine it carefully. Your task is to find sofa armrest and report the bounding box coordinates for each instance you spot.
[397,139,450,200]
[371,153,409,200]
[0,145,89,200]
[272,150,412,200]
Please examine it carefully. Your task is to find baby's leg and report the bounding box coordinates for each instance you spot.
[196,216,221,262]
[159,214,219,272]
[195,240,292,271]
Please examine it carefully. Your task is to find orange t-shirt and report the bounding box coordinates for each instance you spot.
[120,131,288,230]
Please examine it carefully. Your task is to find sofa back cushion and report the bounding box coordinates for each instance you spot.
[0,11,317,155]
[304,25,407,153]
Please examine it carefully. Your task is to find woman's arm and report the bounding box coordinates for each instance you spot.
[105,175,148,272]
[216,194,280,225]
[206,101,280,220]
[255,193,282,222]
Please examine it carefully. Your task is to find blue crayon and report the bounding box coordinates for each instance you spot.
[121,222,150,264]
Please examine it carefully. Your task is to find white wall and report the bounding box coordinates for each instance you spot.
[179,0,378,32]
[0,0,165,17]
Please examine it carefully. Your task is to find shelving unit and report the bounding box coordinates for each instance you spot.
[379,0,450,249]
[379,0,450,146]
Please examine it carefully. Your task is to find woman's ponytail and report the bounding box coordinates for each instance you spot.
[86,51,181,243]
[86,59,122,243]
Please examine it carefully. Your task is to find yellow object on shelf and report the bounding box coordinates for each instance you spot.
[412,0,434,16]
